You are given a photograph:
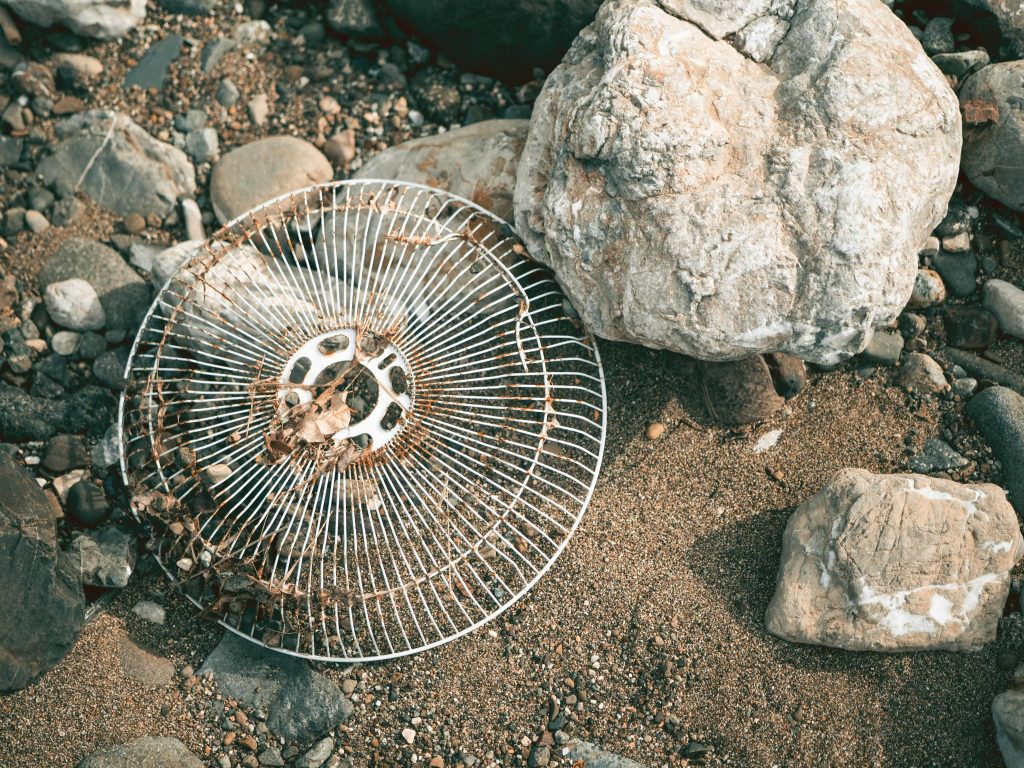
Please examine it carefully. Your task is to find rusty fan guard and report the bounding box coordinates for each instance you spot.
[118,180,606,661]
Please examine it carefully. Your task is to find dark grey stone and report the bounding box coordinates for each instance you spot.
[124,34,183,90]
[0,453,85,692]
[158,0,219,13]
[909,438,969,474]
[201,37,236,72]
[199,631,353,745]
[967,386,1024,514]
[0,383,112,442]
[932,251,977,298]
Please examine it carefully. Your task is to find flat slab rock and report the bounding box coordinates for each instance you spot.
[564,741,649,767]
[765,468,1023,651]
[514,0,960,364]
[198,631,352,745]
[76,736,202,768]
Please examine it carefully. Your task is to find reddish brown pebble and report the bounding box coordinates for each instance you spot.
[123,212,145,234]
[646,422,666,440]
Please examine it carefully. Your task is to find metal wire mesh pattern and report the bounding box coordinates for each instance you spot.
[119,180,607,661]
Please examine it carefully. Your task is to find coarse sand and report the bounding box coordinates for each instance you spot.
[1,345,1020,768]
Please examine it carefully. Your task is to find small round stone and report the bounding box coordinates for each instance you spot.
[123,212,146,234]
[645,422,666,440]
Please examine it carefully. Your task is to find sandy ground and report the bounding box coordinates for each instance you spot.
[2,346,1021,768]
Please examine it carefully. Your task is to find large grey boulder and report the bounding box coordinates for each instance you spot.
[355,119,529,221]
[76,736,203,768]
[5,0,145,39]
[960,62,1024,212]
[381,0,601,82]
[38,111,195,218]
[0,453,85,692]
[514,0,961,365]
[765,468,1022,651]
[199,631,353,745]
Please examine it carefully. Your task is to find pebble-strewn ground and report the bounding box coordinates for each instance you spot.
[1,1,1024,767]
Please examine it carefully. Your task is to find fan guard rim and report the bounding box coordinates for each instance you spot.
[117,178,608,662]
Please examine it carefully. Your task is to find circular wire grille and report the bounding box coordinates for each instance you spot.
[119,180,606,661]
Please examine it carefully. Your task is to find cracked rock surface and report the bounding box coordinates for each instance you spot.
[765,468,1023,651]
[514,0,961,364]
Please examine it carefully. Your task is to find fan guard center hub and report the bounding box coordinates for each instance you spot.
[278,328,413,451]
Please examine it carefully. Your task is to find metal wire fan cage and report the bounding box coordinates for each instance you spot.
[119,179,607,661]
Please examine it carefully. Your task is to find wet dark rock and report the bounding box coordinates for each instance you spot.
[909,438,969,473]
[124,33,183,89]
[0,383,111,442]
[381,0,600,82]
[0,452,85,692]
[943,306,998,350]
[92,348,128,390]
[932,251,978,298]
[967,386,1024,514]
[66,480,110,527]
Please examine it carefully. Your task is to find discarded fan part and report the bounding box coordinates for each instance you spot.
[119,179,607,661]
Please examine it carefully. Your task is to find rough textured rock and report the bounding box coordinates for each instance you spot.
[354,120,529,221]
[960,62,1024,212]
[381,0,601,82]
[514,0,961,364]
[765,468,1023,651]
[961,0,1024,59]
[199,631,353,744]
[6,0,145,39]
[38,238,150,333]
[68,526,136,588]
[76,736,203,768]
[326,0,383,37]
[564,741,648,768]
[38,111,195,218]
[994,688,1024,768]
[967,386,1024,514]
[209,136,332,224]
[0,453,85,692]
[896,352,948,394]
